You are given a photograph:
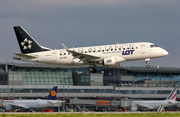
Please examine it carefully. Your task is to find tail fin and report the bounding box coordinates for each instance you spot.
[46,86,58,100]
[166,88,177,101]
[13,26,49,54]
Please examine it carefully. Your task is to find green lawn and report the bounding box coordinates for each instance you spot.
[1,113,180,117]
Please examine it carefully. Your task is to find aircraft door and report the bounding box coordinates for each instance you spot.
[52,52,57,61]
[140,45,146,54]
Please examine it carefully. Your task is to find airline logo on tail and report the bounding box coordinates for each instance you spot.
[14,26,45,54]
[166,88,177,100]
[51,90,56,96]
[46,86,58,100]
[21,38,32,50]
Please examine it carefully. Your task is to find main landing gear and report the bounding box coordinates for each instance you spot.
[88,65,97,73]
[145,58,150,69]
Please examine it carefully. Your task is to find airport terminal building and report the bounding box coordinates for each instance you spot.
[0,62,180,111]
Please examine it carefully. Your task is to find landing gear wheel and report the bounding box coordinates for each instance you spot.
[93,68,97,73]
[145,59,150,69]
[146,65,150,69]
[88,67,93,72]
[88,67,97,73]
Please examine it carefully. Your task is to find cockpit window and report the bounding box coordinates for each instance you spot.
[150,45,159,48]
[150,45,154,48]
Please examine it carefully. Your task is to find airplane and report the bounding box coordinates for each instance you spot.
[13,26,168,73]
[131,88,178,111]
[3,86,64,111]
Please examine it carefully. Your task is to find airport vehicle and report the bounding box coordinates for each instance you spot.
[131,88,177,111]
[3,86,64,111]
[13,26,168,73]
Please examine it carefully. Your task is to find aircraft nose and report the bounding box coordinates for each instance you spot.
[162,49,169,56]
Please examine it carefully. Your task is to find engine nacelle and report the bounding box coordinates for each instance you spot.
[72,59,84,65]
[102,56,125,67]
[131,106,138,112]
[103,57,116,66]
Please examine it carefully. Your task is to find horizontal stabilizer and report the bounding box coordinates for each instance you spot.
[168,100,177,104]
[13,53,36,58]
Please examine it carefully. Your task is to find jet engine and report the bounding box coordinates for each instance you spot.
[131,106,138,112]
[101,56,126,67]
[72,58,84,65]
[103,57,116,66]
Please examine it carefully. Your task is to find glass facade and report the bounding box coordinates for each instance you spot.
[81,76,90,82]
[95,67,180,85]
[0,88,180,95]
[0,88,113,93]
[0,63,179,87]
[8,67,73,85]
[115,90,172,94]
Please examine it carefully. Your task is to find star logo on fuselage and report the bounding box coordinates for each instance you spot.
[21,38,32,50]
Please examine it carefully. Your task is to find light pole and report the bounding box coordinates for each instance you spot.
[114,67,115,101]
[63,73,65,112]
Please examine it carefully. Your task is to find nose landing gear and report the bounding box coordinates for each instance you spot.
[146,65,150,69]
[145,59,150,69]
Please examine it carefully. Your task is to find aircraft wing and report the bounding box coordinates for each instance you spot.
[47,100,65,104]
[13,52,37,58]
[62,43,100,63]
[136,103,154,109]
[11,104,29,109]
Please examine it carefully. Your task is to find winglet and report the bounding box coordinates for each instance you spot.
[62,43,69,50]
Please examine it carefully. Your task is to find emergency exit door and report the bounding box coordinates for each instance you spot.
[141,45,145,54]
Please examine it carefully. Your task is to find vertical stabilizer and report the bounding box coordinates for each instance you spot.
[13,26,44,54]
[46,86,57,100]
[166,88,177,101]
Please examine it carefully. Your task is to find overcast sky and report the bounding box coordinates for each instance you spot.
[0,0,180,67]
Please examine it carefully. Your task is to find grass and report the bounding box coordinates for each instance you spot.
[1,113,180,117]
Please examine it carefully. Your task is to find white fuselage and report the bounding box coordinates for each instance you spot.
[19,42,168,66]
[131,100,177,111]
[3,100,59,109]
